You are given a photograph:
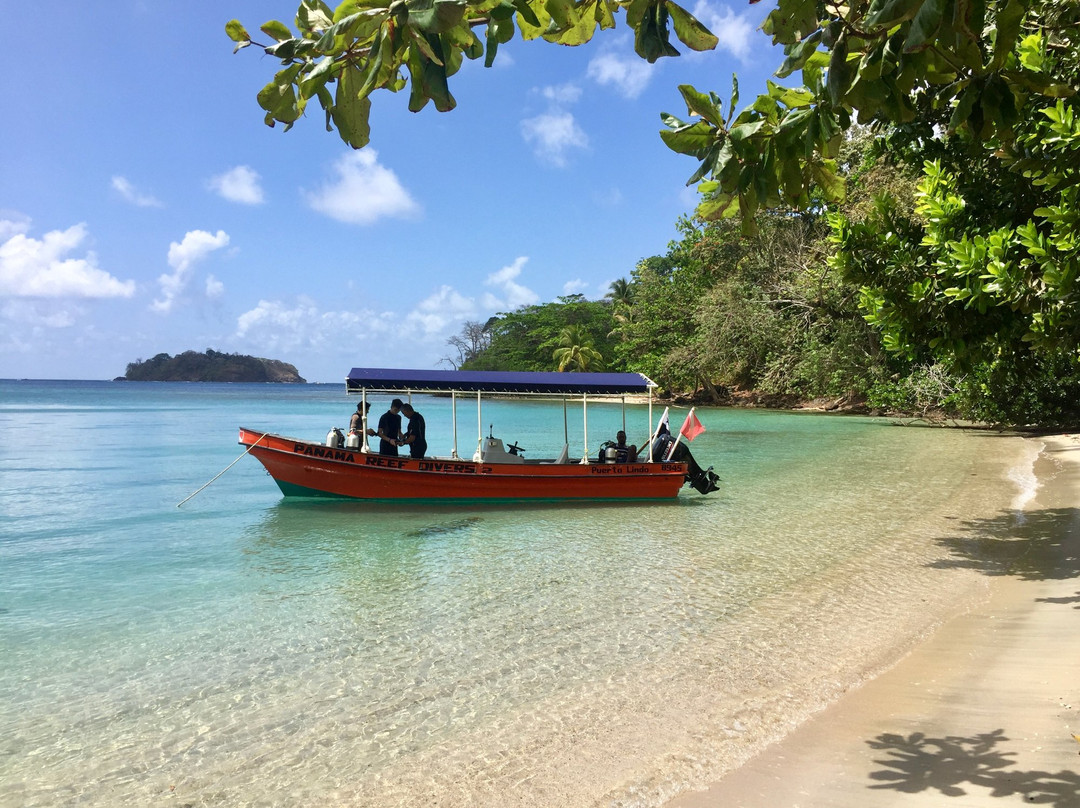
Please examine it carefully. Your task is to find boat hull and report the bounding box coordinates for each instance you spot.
[239,428,688,502]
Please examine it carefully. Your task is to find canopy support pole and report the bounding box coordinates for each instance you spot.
[648,389,654,462]
[474,391,483,462]
[361,390,370,453]
[580,393,589,464]
[451,392,459,459]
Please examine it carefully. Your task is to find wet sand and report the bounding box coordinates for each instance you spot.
[666,434,1080,807]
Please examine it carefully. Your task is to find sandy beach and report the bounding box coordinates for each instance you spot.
[666,434,1080,808]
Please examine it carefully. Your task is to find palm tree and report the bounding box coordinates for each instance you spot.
[605,277,636,341]
[552,325,605,372]
[605,277,634,309]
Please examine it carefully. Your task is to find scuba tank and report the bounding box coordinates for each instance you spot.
[345,430,361,449]
[326,428,344,448]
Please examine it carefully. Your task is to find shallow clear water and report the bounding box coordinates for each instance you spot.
[0,381,1031,807]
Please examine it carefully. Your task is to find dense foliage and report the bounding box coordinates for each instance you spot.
[124,350,306,383]
[227,0,716,147]
[461,295,616,372]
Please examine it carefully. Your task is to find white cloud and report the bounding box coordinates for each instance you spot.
[235,297,393,352]
[692,1,756,61]
[0,213,31,241]
[521,110,588,167]
[541,83,583,105]
[482,256,539,311]
[205,275,225,299]
[405,285,478,337]
[303,150,420,225]
[152,229,230,313]
[1,299,78,329]
[208,165,265,205]
[111,176,163,208]
[587,45,654,99]
[0,221,135,299]
[562,279,589,295]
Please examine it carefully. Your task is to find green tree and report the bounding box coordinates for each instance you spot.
[465,295,618,371]
[553,324,605,370]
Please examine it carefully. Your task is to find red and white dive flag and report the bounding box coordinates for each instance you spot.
[679,408,705,442]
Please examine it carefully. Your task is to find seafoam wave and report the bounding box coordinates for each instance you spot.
[1007,439,1044,518]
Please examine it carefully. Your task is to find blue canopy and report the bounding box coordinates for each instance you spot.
[346,368,656,395]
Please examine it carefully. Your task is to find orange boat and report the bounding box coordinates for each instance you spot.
[238,368,718,503]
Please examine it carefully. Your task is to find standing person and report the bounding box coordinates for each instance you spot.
[377,399,404,456]
[348,401,374,435]
[399,403,427,459]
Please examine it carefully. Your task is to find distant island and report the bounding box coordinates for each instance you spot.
[120,350,306,383]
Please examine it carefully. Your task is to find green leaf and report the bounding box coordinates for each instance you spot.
[543,2,600,45]
[728,74,739,123]
[408,0,468,34]
[903,0,946,53]
[545,0,574,29]
[826,36,851,106]
[677,84,724,127]
[634,1,680,63]
[490,0,516,21]
[257,64,303,124]
[990,0,1028,70]
[696,192,740,220]
[776,29,822,78]
[811,160,845,201]
[261,20,294,42]
[514,0,542,28]
[225,20,251,43]
[297,0,335,32]
[332,64,372,148]
[659,119,717,156]
[948,85,977,131]
[666,1,718,52]
[299,56,339,99]
[729,119,766,141]
[863,0,920,30]
[761,0,819,46]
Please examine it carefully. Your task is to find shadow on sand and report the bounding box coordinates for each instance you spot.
[866,729,1080,806]
[929,507,1080,582]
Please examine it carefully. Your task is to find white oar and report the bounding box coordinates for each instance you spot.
[176,432,268,508]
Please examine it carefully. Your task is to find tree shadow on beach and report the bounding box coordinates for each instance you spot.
[866,729,1080,805]
[929,508,1080,582]
[1035,591,1080,608]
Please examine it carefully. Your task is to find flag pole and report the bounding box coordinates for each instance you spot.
[664,406,695,461]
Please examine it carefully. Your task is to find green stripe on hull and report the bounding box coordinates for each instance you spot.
[273,479,678,504]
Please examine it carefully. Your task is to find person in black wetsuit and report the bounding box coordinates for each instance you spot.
[399,403,427,459]
[377,399,403,456]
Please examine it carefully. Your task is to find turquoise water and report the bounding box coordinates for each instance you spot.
[0,381,1033,807]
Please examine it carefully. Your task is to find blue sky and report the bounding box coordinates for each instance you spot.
[1,1,780,383]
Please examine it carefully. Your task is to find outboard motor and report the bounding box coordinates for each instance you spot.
[666,442,720,494]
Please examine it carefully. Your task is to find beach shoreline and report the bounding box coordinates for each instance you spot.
[664,433,1080,807]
